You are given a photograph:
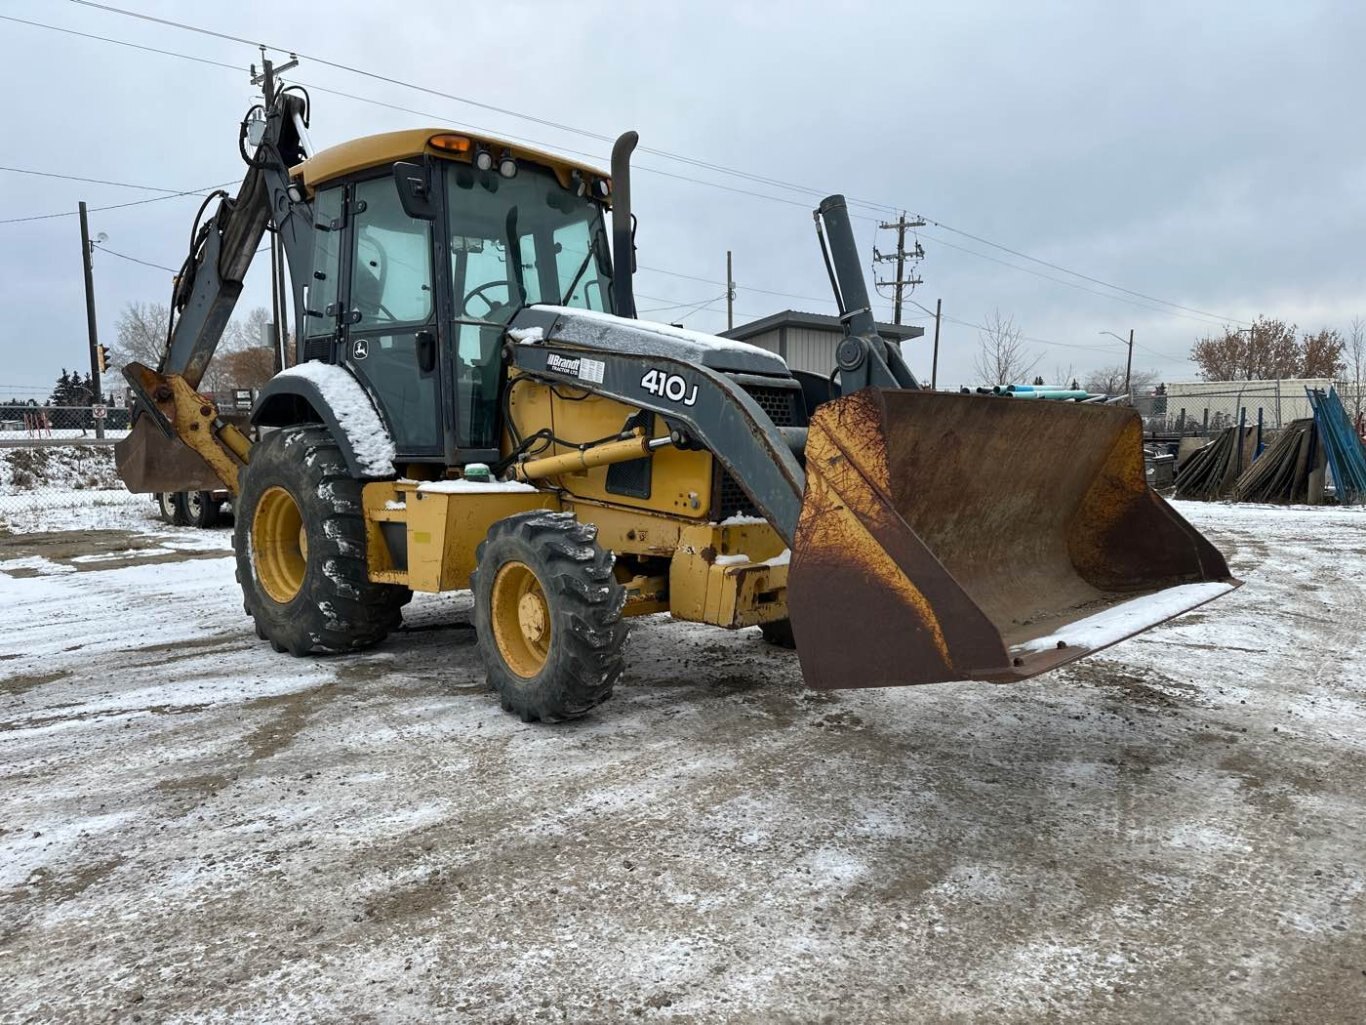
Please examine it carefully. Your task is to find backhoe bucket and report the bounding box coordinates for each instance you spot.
[787,389,1237,689]
[115,414,225,494]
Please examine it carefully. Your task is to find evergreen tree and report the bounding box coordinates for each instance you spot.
[47,369,96,406]
[49,369,72,406]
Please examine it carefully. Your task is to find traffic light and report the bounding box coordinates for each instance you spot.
[95,344,109,374]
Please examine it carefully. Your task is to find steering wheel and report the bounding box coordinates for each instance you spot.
[355,234,396,321]
[462,280,513,320]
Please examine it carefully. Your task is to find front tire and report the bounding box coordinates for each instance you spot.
[471,511,627,722]
[233,426,408,656]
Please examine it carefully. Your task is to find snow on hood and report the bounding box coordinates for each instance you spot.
[528,306,766,356]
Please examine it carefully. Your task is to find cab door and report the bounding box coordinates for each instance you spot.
[340,174,443,458]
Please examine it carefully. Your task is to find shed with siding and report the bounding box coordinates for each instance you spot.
[719,310,924,376]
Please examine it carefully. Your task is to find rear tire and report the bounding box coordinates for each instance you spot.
[759,619,797,649]
[157,492,188,526]
[233,426,408,656]
[471,511,627,722]
[181,490,222,529]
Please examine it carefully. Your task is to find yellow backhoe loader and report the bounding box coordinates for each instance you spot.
[117,61,1238,721]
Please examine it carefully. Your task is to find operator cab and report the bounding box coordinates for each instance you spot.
[293,130,615,467]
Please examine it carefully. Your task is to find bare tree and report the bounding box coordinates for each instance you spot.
[111,301,171,370]
[1083,364,1158,396]
[973,310,1040,387]
[112,302,280,395]
[1347,316,1366,421]
[1050,362,1078,391]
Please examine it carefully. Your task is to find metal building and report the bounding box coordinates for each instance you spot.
[720,310,924,376]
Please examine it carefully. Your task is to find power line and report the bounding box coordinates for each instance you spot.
[65,0,1249,326]
[0,13,240,72]
[903,298,1123,355]
[636,264,839,308]
[64,1,887,214]
[918,229,1235,330]
[0,183,236,226]
[92,243,177,273]
[640,292,728,317]
[25,9,1241,339]
[0,14,867,238]
[920,217,1250,327]
[0,165,185,194]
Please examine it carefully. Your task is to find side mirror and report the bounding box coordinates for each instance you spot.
[393,161,435,220]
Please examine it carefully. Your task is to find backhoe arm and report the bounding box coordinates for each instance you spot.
[117,84,314,494]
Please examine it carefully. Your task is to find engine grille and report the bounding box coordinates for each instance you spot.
[710,379,803,519]
[712,464,754,520]
[742,384,800,427]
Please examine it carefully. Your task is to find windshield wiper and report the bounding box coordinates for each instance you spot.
[505,208,527,309]
[559,242,596,306]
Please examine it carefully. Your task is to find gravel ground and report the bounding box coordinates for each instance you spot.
[1,501,1364,1023]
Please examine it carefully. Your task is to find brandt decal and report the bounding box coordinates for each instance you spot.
[546,353,605,384]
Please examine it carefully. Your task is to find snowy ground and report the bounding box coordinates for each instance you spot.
[1,498,1364,1023]
[0,428,130,441]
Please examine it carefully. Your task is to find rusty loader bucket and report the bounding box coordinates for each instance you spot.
[787,389,1237,689]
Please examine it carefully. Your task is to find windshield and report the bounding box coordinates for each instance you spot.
[445,162,611,322]
[446,162,611,448]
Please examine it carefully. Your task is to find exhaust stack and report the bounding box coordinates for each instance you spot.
[610,131,639,319]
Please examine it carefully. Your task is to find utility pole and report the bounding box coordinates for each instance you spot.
[874,212,925,325]
[250,46,298,108]
[930,298,942,390]
[78,201,105,440]
[725,250,735,331]
[1124,327,1134,400]
[1100,328,1137,401]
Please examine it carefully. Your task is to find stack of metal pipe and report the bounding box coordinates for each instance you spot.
[1308,387,1366,504]
[1174,426,1256,501]
[1231,419,1321,504]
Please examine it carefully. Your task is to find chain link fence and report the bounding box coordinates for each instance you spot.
[1142,380,1365,437]
[0,439,157,534]
[0,404,133,439]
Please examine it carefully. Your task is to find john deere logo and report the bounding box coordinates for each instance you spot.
[352,339,369,360]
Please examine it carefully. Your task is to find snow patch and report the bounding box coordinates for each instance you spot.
[1013,582,1236,653]
[532,304,775,356]
[718,514,768,526]
[714,553,750,566]
[416,478,538,495]
[507,326,544,345]
[273,362,396,477]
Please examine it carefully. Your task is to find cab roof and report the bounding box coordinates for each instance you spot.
[291,128,609,197]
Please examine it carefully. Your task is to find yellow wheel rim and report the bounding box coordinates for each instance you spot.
[490,561,551,679]
[252,485,307,604]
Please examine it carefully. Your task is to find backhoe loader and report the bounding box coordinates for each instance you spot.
[117,61,1238,722]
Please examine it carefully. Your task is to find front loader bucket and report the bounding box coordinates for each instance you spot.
[787,389,1237,689]
[115,415,225,494]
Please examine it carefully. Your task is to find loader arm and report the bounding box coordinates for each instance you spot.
[116,85,314,495]
[505,314,807,543]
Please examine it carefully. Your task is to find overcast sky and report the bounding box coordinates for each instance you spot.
[2,0,1363,400]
